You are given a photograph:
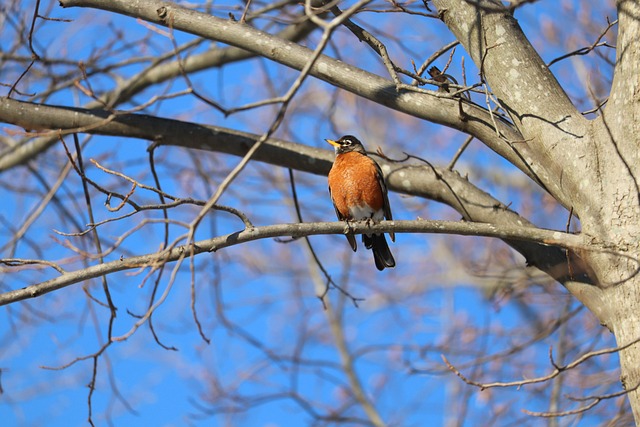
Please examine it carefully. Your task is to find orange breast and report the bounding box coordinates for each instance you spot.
[328,152,384,219]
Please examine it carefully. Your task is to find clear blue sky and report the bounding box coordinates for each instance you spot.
[0,1,621,426]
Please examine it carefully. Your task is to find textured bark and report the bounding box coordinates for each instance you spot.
[433,0,589,213]
[432,0,640,421]
[591,0,640,421]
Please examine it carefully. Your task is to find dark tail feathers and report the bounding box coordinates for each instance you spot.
[363,234,395,271]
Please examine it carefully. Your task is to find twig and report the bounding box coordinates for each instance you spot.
[547,18,617,67]
[70,134,117,340]
[8,0,41,97]
[447,135,474,170]
[0,258,66,274]
[329,3,401,87]
[442,335,640,390]
[240,0,252,23]
[523,382,640,418]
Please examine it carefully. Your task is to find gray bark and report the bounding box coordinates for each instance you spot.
[433,0,640,421]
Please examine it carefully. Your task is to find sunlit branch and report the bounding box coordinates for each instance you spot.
[0,96,594,297]
[0,219,584,306]
[56,0,526,181]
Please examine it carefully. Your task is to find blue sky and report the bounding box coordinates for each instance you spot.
[0,0,624,426]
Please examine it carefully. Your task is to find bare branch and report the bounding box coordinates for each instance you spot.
[443,336,640,390]
[0,97,594,302]
[523,382,640,418]
[55,0,528,185]
[547,18,617,67]
[0,219,584,306]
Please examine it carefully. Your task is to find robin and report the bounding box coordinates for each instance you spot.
[326,135,395,271]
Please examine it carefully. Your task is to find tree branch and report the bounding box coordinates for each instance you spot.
[0,98,605,322]
[0,218,584,306]
[603,1,640,180]
[0,96,333,174]
[54,0,539,187]
[1,7,322,169]
[432,0,590,212]
[443,336,640,390]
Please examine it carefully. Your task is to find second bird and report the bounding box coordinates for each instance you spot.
[326,135,395,271]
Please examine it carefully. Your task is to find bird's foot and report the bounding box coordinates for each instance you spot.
[343,220,354,235]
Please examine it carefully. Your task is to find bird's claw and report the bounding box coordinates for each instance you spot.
[343,223,352,235]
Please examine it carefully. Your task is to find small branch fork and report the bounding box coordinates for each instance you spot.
[523,383,640,418]
[329,5,473,96]
[443,336,640,417]
[547,17,617,67]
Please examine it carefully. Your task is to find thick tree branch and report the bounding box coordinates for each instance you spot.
[1,8,321,169]
[432,0,591,212]
[0,97,605,321]
[0,219,584,306]
[0,97,332,175]
[603,0,640,180]
[0,98,557,237]
[53,0,547,190]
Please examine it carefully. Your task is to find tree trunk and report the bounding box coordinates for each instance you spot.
[590,0,640,419]
[433,0,640,421]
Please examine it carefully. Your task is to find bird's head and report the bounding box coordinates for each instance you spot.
[325,135,366,155]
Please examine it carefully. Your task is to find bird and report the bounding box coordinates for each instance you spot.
[326,135,395,271]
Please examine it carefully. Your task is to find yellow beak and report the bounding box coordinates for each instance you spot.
[325,138,340,147]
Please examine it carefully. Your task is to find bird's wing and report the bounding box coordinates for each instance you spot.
[374,161,395,242]
[329,185,357,251]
